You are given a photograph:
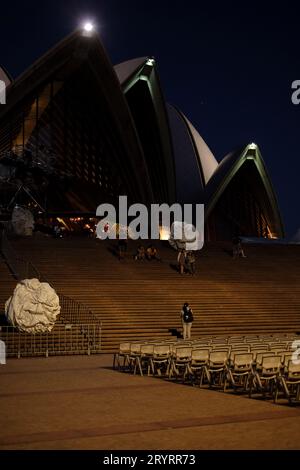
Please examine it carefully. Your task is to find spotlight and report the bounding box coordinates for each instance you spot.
[249,142,257,149]
[84,22,94,32]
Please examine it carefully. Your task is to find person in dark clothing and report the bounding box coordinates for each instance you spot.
[146,245,161,261]
[185,251,196,275]
[180,302,194,339]
[232,236,246,258]
[118,238,127,260]
[134,245,145,261]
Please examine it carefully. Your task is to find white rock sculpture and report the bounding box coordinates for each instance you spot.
[11,206,34,236]
[5,279,61,333]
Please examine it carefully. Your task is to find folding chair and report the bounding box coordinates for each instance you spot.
[255,351,275,362]
[250,349,269,361]
[228,347,250,368]
[113,342,131,370]
[169,347,192,380]
[280,360,300,403]
[128,342,145,375]
[137,344,155,376]
[250,355,282,401]
[225,353,253,392]
[204,350,228,389]
[186,349,210,386]
[150,344,171,376]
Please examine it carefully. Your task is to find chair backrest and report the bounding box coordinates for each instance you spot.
[287,360,300,379]
[256,352,275,365]
[212,345,230,352]
[272,349,287,359]
[261,355,282,373]
[250,348,268,359]
[191,348,210,362]
[233,353,253,368]
[119,342,131,354]
[270,343,287,350]
[130,343,143,355]
[141,344,154,356]
[175,347,192,360]
[193,341,211,345]
[211,341,228,347]
[259,336,274,341]
[153,344,170,357]
[209,350,228,365]
[228,337,245,343]
[229,349,250,362]
[228,342,246,348]
[170,342,191,354]
[245,337,259,343]
[197,337,212,343]
[231,345,250,353]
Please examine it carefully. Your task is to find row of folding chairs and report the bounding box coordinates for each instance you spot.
[183,334,297,345]
[113,338,300,403]
[113,337,299,374]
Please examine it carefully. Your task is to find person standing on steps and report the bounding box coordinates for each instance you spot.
[118,238,127,260]
[185,251,196,275]
[181,302,194,340]
[177,249,186,275]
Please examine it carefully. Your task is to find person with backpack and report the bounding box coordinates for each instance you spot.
[181,302,194,340]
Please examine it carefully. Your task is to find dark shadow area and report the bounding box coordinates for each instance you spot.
[169,263,179,273]
[168,328,182,339]
[223,248,233,257]
[0,314,10,326]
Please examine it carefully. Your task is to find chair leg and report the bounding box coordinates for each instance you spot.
[296,384,300,401]
[137,357,143,376]
[150,358,155,376]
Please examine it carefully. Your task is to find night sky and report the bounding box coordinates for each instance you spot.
[0,1,299,236]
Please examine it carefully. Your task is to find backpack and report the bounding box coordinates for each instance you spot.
[183,309,193,323]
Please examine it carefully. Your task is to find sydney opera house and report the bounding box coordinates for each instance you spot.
[0,29,284,240]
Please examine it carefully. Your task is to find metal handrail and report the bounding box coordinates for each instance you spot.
[0,324,102,358]
[0,229,41,280]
